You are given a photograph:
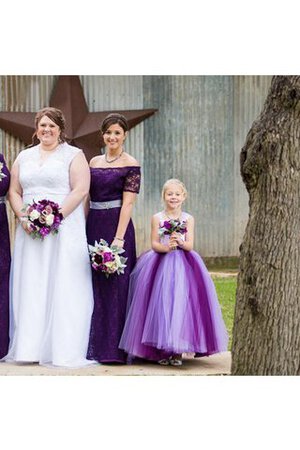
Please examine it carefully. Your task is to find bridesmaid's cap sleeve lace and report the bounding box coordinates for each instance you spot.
[124,166,141,193]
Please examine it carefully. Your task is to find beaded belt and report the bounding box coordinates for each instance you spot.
[0,196,5,204]
[90,199,122,210]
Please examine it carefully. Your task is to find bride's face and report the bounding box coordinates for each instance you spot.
[36,115,61,147]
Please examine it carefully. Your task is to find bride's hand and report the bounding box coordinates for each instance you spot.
[20,218,32,235]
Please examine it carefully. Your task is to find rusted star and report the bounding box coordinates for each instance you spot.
[0,76,157,161]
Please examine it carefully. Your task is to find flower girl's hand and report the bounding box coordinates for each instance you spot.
[169,234,178,250]
[172,232,184,247]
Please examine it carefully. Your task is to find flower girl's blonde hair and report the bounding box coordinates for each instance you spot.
[161,178,187,203]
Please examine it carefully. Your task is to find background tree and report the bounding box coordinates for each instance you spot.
[231,76,300,375]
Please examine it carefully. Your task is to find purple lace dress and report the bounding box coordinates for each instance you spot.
[0,154,10,359]
[86,166,141,363]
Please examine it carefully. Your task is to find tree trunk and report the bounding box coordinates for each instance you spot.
[231,76,300,375]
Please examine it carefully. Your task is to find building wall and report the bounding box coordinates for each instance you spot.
[0,75,272,256]
[142,75,272,256]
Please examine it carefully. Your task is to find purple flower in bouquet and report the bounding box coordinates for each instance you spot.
[103,251,115,263]
[22,199,64,240]
[162,220,172,232]
[88,239,127,278]
[40,227,50,238]
[158,219,187,237]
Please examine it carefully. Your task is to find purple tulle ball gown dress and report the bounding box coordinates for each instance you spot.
[119,212,229,361]
[86,166,141,363]
[0,154,10,359]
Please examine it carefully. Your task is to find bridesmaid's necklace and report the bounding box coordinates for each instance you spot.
[105,149,123,163]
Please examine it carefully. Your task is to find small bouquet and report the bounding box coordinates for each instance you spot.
[158,219,187,237]
[0,162,7,182]
[88,239,127,278]
[22,199,64,239]
[159,218,187,250]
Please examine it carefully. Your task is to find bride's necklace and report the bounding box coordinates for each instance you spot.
[105,149,123,163]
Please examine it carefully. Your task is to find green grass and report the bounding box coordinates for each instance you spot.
[212,276,237,349]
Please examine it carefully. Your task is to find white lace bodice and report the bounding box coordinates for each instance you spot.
[17,143,82,198]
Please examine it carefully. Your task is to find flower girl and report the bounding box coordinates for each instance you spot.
[119,179,228,366]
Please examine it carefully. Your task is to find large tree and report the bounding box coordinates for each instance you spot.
[231,76,300,375]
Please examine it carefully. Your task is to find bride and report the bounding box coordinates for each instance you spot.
[3,107,94,368]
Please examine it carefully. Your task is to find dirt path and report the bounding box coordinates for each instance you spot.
[210,271,238,278]
[0,351,231,376]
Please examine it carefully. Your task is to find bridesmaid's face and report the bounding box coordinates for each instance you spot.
[103,123,127,152]
[36,115,61,147]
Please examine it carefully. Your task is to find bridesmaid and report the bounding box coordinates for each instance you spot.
[0,153,10,359]
[86,113,141,364]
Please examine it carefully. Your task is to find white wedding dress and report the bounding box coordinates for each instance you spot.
[4,143,94,367]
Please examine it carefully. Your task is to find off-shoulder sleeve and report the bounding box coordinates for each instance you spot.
[0,153,10,194]
[123,166,141,193]
[0,153,9,175]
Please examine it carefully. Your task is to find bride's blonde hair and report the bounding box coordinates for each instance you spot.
[161,178,187,203]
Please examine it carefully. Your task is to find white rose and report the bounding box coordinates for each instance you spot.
[29,210,40,220]
[45,214,54,226]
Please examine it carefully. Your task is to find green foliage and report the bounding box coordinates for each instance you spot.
[212,276,237,350]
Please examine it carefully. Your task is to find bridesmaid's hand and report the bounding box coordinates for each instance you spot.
[111,238,124,249]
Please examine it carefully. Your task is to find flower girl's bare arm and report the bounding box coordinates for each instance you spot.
[151,214,170,253]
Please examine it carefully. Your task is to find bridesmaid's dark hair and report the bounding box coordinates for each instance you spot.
[100,113,129,134]
[31,107,67,146]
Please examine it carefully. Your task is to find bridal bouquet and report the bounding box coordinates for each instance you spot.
[0,162,7,181]
[22,199,64,239]
[88,239,127,278]
[158,219,187,237]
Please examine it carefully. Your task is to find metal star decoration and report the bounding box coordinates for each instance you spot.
[0,76,157,161]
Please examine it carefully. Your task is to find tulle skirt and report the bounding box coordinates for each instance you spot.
[119,249,229,361]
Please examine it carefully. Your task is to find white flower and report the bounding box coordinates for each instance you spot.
[114,254,121,265]
[0,162,6,181]
[29,210,41,220]
[45,214,54,226]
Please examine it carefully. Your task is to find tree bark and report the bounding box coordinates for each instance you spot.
[231,76,300,375]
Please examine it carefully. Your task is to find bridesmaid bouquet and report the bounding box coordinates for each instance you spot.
[158,219,187,237]
[0,162,7,181]
[22,199,64,239]
[88,239,127,278]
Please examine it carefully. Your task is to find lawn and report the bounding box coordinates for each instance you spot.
[212,276,237,349]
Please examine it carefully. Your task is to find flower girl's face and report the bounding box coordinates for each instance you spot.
[164,184,186,210]
[103,123,127,153]
[36,116,61,147]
